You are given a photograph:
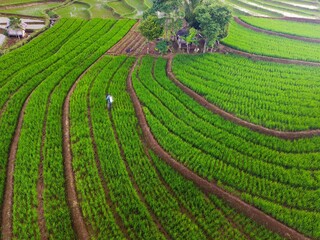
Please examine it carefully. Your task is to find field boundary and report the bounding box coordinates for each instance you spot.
[166,55,320,139]
[235,17,320,43]
[1,94,32,239]
[217,44,320,66]
[127,57,311,240]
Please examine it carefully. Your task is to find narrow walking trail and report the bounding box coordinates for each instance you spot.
[234,17,320,43]
[62,65,93,240]
[166,56,320,139]
[87,60,131,240]
[127,58,310,240]
[217,44,320,67]
[1,95,31,240]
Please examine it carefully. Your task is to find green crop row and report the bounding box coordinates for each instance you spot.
[240,16,320,39]
[0,18,135,238]
[222,19,320,62]
[110,57,209,239]
[69,56,125,239]
[132,56,320,238]
[0,19,104,109]
[0,19,118,199]
[150,151,284,240]
[244,0,317,17]
[72,56,167,239]
[173,53,320,131]
[0,19,84,87]
[135,56,319,196]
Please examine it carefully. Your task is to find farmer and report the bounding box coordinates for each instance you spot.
[106,94,113,110]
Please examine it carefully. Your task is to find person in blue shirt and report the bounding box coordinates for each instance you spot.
[106,94,113,110]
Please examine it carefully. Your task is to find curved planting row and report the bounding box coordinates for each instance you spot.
[239,16,320,40]
[132,56,320,239]
[107,21,146,56]
[0,18,135,239]
[68,54,285,239]
[0,18,84,87]
[172,53,320,131]
[222,19,320,62]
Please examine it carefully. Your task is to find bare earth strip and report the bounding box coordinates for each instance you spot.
[1,95,31,239]
[0,1,62,10]
[257,16,320,24]
[107,21,146,56]
[37,89,50,240]
[218,44,320,66]
[234,17,320,43]
[166,56,320,139]
[87,59,131,239]
[127,58,311,240]
[62,67,91,240]
[108,105,171,239]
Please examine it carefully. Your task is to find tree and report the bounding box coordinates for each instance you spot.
[139,15,163,54]
[145,0,184,40]
[181,27,198,53]
[194,3,231,53]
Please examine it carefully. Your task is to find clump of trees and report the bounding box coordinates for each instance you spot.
[139,0,232,53]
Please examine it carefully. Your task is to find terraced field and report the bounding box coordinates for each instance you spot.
[172,53,320,131]
[239,16,320,39]
[0,18,135,239]
[0,17,298,240]
[222,19,320,62]
[1,0,320,239]
[133,56,320,239]
[226,0,319,18]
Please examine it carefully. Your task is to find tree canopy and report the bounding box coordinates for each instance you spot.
[139,15,164,53]
[194,3,232,52]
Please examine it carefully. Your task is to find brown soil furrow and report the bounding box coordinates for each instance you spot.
[109,60,170,239]
[108,111,170,239]
[86,59,130,240]
[37,91,50,240]
[62,64,99,240]
[0,99,9,119]
[107,22,139,54]
[218,44,320,67]
[136,59,212,240]
[167,55,320,139]
[127,58,311,240]
[130,36,146,56]
[235,17,320,43]
[0,1,62,10]
[1,94,31,240]
[113,32,138,54]
[117,32,140,54]
[150,58,250,239]
[255,16,320,24]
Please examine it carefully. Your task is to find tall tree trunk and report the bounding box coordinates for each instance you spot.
[211,43,214,52]
[187,43,189,54]
[147,41,149,54]
[203,40,207,53]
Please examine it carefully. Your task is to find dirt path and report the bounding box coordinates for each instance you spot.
[108,62,170,238]
[256,16,320,24]
[218,44,320,67]
[149,59,251,240]
[62,67,92,240]
[166,56,320,140]
[1,94,32,239]
[86,59,131,240]
[235,17,320,43]
[37,90,50,240]
[0,1,62,10]
[107,21,146,56]
[127,58,310,240]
